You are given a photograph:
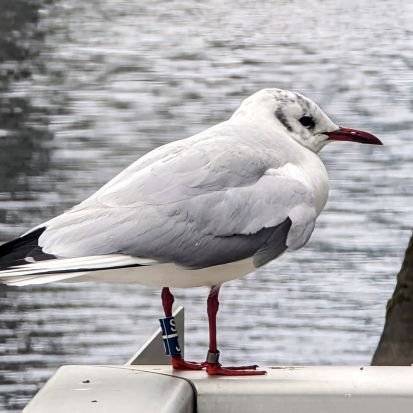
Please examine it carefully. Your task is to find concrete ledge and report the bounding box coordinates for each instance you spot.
[175,365,413,413]
[24,365,413,413]
[24,365,195,413]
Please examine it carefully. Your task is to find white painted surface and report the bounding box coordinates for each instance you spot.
[25,365,413,413]
[24,365,194,413]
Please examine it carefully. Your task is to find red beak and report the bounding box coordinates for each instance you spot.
[325,127,383,145]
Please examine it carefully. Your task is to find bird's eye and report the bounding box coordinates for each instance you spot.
[299,116,315,129]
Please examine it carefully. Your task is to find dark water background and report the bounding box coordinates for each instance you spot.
[1,0,413,410]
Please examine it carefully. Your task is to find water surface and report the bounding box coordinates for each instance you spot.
[1,0,413,410]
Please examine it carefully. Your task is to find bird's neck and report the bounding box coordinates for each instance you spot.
[297,150,329,216]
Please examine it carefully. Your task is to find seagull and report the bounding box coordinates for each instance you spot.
[0,88,382,375]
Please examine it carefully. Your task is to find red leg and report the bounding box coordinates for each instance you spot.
[207,286,220,354]
[161,287,204,371]
[204,285,266,376]
[161,287,174,317]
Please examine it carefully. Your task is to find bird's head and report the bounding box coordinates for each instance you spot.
[232,88,382,153]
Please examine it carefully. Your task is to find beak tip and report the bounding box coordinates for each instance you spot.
[366,135,383,146]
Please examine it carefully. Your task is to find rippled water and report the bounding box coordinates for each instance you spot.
[1,0,413,410]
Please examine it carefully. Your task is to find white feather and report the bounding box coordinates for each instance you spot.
[0,255,156,278]
[1,255,255,288]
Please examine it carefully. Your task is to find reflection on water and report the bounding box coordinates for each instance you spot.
[0,0,54,242]
[1,0,413,410]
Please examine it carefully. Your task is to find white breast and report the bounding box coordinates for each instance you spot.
[64,258,255,288]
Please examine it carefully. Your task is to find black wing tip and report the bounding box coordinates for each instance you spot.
[0,227,56,270]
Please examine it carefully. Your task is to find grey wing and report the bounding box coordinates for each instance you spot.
[252,218,292,267]
[38,171,316,269]
[37,123,318,268]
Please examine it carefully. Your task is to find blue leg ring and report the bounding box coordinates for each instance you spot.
[159,316,182,356]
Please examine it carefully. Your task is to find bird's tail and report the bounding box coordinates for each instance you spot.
[0,254,157,286]
[0,230,156,286]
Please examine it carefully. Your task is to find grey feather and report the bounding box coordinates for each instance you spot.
[253,218,292,267]
[36,119,318,269]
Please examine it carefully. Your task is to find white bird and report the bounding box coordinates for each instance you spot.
[0,88,382,375]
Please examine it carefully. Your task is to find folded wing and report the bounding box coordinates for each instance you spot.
[0,122,318,284]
